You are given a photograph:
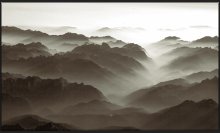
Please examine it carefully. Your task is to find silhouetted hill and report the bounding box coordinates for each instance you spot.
[2,115,74,131]
[73,43,149,61]
[58,32,88,40]
[142,99,218,130]
[184,69,218,83]
[3,55,115,88]
[158,36,189,44]
[192,36,218,43]
[2,28,218,131]
[3,26,130,52]
[2,26,89,51]
[67,43,149,78]
[89,36,117,43]
[2,26,48,37]
[183,77,218,102]
[2,76,106,114]
[3,98,217,130]
[162,46,201,57]
[161,47,218,74]
[89,36,128,47]
[126,85,185,112]
[163,36,180,41]
[189,36,218,48]
[2,42,51,60]
[97,27,112,32]
[111,43,149,60]
[2,42,151,95]
[46,99,217,130]
[70,43,153,90]
[3,115,50,129]
[146,36,188,57]
[153,78,190,87]
[2,31,150,79]
[126,77,218,112]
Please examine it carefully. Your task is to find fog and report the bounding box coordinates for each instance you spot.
[2,28,218,132]
[1,3,219,131]
[11,26,218,46]
[2,3,218,46]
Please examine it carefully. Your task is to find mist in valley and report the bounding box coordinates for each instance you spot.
[1,3,219,131]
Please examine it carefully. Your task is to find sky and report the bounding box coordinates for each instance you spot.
[2,3,219,44]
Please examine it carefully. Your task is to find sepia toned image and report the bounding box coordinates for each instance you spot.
[1,2,219,131]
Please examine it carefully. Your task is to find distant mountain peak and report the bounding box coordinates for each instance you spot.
[62,32,77,36]
[59,32,88,40]
[2,42,51,60]
[165,99,217,113]
[25,29,48,36]
[6,42,49,50]
[16,43,25,46]
[97,27,111,32]
[192,36,218,43]
[197,99,217,106]
[27,42,48,49]
[163,36,180,41]
[2,26,49,36]
[2,26,22,31]
[122,43,145,51]
[201,76,218,83]
[90,36,115,39]
[180,100,195,105]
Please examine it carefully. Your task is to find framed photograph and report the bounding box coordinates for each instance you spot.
[1,1,219,132]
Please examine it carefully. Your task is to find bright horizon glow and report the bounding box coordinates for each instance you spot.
[2,3,218,45]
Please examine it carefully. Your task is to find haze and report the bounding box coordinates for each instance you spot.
[2,3,218,45]
[1,3,219,130]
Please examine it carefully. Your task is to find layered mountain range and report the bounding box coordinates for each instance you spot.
[2,38,152,95]
[1,26,218,130]
[2,26,129,52]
